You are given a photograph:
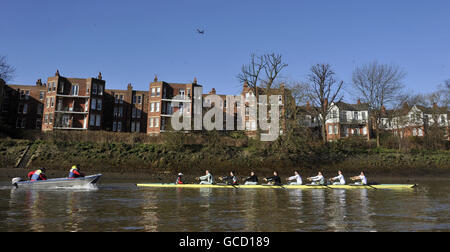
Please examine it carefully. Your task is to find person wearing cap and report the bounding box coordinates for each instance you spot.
[30,168,47,181]
[69,164,85,179]
[176,173,184,184]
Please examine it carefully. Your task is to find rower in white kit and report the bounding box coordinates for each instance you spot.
[350,172,367,185]
[330,170,346,185]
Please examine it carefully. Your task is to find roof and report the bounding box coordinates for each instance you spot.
[335,102,369,111]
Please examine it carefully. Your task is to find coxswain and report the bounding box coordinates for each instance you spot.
[176,173,184,184]
[286,170,302,185]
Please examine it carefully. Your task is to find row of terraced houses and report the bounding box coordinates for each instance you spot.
[0,71,448,141]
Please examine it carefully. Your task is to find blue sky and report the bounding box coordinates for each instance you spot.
[1,0,449,102]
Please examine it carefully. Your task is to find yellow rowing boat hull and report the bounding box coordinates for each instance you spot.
[136,183,417,189]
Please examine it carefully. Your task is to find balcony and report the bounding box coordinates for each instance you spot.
[56,93,90,99]
[340,119,368,125]
[55,107,88,114]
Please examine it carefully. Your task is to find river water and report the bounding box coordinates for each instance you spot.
[0,179,448,232]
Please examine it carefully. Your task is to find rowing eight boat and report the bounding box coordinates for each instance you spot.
[136,183,417,190]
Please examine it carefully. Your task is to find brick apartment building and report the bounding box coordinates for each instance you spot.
[104,83,149,133]
[41,71,105,131]
[0,78,47,130]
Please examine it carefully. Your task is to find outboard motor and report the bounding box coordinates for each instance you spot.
[11,177,22,188]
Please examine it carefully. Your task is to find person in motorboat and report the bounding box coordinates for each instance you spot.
[220,171,239,185]
[307,172,325,185]
[68,164,85,179]
[286,170,302,185]
[30,168,47,181]
[197,170,215,185]
[244,171,259,185]
[329,170,346,185]
[350,172,367,185]
[176,173,184,184]
[264,171,282,185]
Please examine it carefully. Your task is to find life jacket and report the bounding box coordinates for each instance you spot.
[31,170,44,181]
[28,171,35,179]
[69,167,81,178]
[176,176,184,184]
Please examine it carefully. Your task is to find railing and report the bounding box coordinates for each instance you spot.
[55,107,88,113]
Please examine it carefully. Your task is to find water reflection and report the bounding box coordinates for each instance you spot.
[326,189,347,231]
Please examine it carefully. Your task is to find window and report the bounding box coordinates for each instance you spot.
[114,107,118,117]
[59,82,64,93]
[92,84,97,95]
[115,95,119,104]
[156,87,161,97]
[132,95,136,104]
[49,114,53,124]
[412,128,417,136]
[246,121,250,130]
[71,85,79,96]
[151,103,155,112]
[151,88,156,97]
[44,114,49,124]
[89,115,95,126]
[137,95,142,104]
[36,119,42,129]
[37,104,43,115]
[149,118,154,127]
[362,112,366,120]
[119,95,123,104]
[179,89,185,98]
[52,82,56,92]
[132,108,136,118]
[156,102,160,112]
[96,114,101,127]
[131,122,136,132]
[334,125,338,135]
[117,122,122,132]
[91,99,97,110]
[328,125,333,135]
[363,127,367,135]
[418,128,424,136]
[97,99,102,110]
[354,112,358,120]
[48,82,52,92]
[154,117,159,127]
[119,107,123,117]
[40,91,45,100]
[113,122,117,132]
[18,104,24,113]
[135,122,140,133]
[98,85,103,95]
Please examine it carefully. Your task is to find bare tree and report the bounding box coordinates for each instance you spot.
[306,63,344,143]
[237,53,288,132]
[352,61,406,147]
[0,55,15,81]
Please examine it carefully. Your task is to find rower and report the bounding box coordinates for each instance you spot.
[286,170,302,185]
[30,168,47,181]
[197,170,215,185]
[264,171,282,185]
[244,171,259,185]
[176,173,184,184]
[69,164,84,179]
[220,171,239,185]
[330,170,346,185]
[307,172,324,185]
[350,172,367,185]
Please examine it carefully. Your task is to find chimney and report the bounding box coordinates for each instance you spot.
[402,102,409,110]
[154,75,158,82]
[127,83,133,90]
[306,101,311,110]
[98,72,102,80]
[209,88,216,95]
[433,102,438,110]
[357,99,361,105]
[36,79,42,86]
[243,81,248,88]
[193,77,198,84]
[55,70,60,77]
[381,105,386,114]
